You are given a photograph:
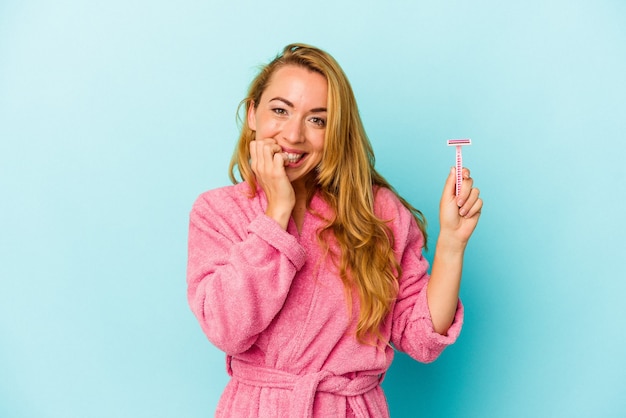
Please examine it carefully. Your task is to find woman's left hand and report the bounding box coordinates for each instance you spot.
[438,167,483,249]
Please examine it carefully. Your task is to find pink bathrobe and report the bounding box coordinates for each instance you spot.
[187,182,463,417]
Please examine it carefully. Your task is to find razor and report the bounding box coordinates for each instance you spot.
[447,138,472,196]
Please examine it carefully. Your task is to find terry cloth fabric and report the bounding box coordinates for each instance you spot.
[187,181,464,417]
[229,357,380,418]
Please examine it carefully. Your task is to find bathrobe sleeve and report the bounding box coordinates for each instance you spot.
[376,188,464,363]
[187,188,307,355]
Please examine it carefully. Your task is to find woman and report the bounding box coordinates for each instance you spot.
[187,43,482,417]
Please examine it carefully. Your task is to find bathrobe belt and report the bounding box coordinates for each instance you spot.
[228,356,382,418]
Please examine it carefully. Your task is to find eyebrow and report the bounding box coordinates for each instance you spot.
[269,96,327,113]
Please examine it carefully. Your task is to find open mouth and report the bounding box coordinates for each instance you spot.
[284,152,305,164]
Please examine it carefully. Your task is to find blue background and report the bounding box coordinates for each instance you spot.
[1,1,625,417]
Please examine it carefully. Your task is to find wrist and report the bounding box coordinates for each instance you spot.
[435,231,467,256]
[265,204,293,230]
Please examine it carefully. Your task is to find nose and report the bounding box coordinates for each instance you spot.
[280,117,304,144]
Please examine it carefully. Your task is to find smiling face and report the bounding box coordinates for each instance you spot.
[247,65,328,189]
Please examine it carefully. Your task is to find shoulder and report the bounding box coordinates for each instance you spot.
[192,182,253,211]
[190,182,263,232]
[373,186,425,250]
[373,186,411,222]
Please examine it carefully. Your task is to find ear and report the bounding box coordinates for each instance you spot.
[247,101,257,131]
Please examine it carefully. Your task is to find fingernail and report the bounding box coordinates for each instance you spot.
[459,208,467,216]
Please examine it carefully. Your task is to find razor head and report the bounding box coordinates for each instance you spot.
[447,138,472,146]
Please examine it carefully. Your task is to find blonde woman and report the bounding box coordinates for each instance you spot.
[187,43,482,417]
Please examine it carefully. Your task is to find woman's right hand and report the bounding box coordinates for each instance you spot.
[250,138,295,229]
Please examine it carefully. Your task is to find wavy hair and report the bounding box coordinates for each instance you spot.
[229,43,427,345]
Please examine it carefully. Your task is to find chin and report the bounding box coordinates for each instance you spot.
[287,169,315,185]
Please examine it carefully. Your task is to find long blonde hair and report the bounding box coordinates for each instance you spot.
[229,43,427,344]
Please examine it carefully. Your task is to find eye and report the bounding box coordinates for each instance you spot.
[272,108,287,116]
[309,117,326,127]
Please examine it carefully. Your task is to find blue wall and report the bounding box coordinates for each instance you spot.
[1,1,624,417]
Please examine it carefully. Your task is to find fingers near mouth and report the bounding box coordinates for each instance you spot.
[278,151,289,166]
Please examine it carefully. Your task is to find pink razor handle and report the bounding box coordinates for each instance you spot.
[447,139,472,196]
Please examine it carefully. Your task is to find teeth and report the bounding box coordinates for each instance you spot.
[284,152,303,163]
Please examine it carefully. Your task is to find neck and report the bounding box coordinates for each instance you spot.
[290,178,316,234]
[291,176,315,205]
